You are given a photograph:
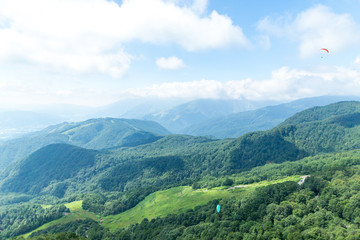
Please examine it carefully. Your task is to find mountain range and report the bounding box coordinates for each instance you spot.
[2,95,359,142]
[2,100,360,239]
[142,98,279,133]
[183,95,360,138]
[0,118,170,170]
[1,101,360,197]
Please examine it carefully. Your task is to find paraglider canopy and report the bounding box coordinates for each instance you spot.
[320,48,329,53]
[319,48,329,58]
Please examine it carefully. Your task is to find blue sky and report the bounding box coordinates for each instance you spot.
[0,0,359,108]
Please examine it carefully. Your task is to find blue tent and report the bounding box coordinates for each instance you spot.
[216,204,221,212]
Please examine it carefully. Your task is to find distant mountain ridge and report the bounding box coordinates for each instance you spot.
[2,95,357,141]
[0,118,170,171]
[184,95,360,138]
[142,98,277,133]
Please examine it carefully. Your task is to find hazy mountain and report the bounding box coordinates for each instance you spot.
[92,98,184,119]
[0,118,170,171]
[184,95,360,138]
[31,104,97,122]
[142,98,277,133]
[0,111,64,140]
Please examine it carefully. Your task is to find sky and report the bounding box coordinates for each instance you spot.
[0,0,360,109]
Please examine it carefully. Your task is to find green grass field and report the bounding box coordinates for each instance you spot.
[22,175,300,237]
[102,176,299,231]
[22,201,99,238]
[102,186,234,231]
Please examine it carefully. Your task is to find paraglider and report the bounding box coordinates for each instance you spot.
[320,48,329,53]
[216,204,221,213]
[319,48,329,58]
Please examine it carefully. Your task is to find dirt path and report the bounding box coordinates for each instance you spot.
[227,185,250,190]
[298,175,310,185]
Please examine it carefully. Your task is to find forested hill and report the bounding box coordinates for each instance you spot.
[280,101,360,126]
[1,101,360,199]
[0,144,97,196]
[0,118,170,170]
[278,101,360,154]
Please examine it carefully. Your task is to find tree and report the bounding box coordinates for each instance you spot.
[223,178,234,186]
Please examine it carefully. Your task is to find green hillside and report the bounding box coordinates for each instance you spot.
[23,149,360,239]
[0,135,219,196]
[22,176,299,238]
[0,144,97,196]
[22,201,98,239]
[280,101,360,126]
[3,101,360,239]
[0,118,170,170]
[102,176,298,231]
[279,102,360,154]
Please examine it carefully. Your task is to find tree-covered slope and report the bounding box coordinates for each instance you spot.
[0,203,67,239]
[0,118,170,170]
[0,144,97,196]
[23,149,360,240]
[3,148,359,240]
[0,135,218,197]
[279,101,360,154]
[280,101,360,126]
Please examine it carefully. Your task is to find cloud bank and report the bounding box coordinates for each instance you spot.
[258,5,360,57]
[1,63,359,107]
[124,65,360,101]
[0,0,247,77]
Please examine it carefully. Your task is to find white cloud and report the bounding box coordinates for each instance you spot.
[355,56,360,67]
[258,5,360,57]
[0,0,247,77]
[122,66,360,101]
[171,0,208,15]
[156,56,186,70]
[191,0,208,14]
[1,63,359,108]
